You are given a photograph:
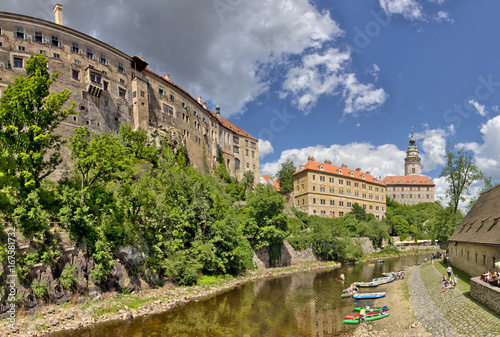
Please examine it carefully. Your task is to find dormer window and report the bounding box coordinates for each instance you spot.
[338,169,342,174]
[320,165,324,170]
[398,179,402,183]
[350,172,354,176]
[362,174,365,179]
[385,180,389,183]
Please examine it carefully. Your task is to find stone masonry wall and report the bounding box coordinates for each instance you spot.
[470,277,500,314]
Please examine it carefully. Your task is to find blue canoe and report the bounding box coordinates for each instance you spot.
[353,292,386,299]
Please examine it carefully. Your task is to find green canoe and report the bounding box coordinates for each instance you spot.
[343,312,390,324]
[352,306,390,312]
[341,291,358,298]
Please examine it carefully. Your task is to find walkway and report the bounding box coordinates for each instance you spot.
[409,262,500,336]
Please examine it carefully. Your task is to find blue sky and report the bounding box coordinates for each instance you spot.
[2,0,500,205]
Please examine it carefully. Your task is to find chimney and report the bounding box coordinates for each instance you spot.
[341,163,348,168]
[164,73,170,81]
[197,96,202,104]
[203,101,207,109]
[216,105,221,117]
[53,4,63,25]
[308,156,315,162]
[324,159,332,164]
[356,168,361,172]
[366,171,370,175]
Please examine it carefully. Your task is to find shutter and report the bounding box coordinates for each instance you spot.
[32,34,35,41]
[92,55,97,60]
[24,33,28,40]
[105,60,109,66]
[79,49,84,55]
[58,41,63,48]
[42,37,47,44]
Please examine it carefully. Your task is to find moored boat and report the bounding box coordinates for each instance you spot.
[352,306,390,312]
[353,292,386,299]
[343,312,390,324]
[371,276,394,285]
[340,291,358,298]
[344,311,390,319]
[353,281,378,287]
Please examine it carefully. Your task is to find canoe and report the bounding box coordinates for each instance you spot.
[341,291,358,298]
[345,311,390,319]
[353,281,378,287]
[382,272,396,277]
[352,306,390,312]
[371,277,394,285]
[343,312,390,324]
[353,292,386,299]
[375,260,385,263]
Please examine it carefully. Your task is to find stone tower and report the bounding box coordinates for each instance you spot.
[404,128,421,176]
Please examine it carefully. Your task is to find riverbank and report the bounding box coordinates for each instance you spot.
[2,250,437,337]
[3,260,344,337]
[346,264,430,337]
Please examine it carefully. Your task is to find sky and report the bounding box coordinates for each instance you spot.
[2,0,500,207]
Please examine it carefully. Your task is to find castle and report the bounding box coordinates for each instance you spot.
[382,130,435,205]
[0,5,260,181]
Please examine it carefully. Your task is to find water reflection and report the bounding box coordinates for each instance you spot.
[50,254,430,337]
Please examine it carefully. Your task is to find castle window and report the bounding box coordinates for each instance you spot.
[170,92,175,101]
[82,91,87,99]
[330,200,335,206]
[90,72,101,84]
[251,142,256,149]
[163,104,173,115]
[233,136,239,144]
[233,146,239,154]
[103,81,109,91]
[87,48,93,59]
[71,42,79,54]
[339,212,344,216]
[141,91,145,97]
[13,57,23,68]
[15,27,25,39]
[159,85,165,96]
[339,201,344,206]
[252,151,255,158]
[53,53,60,59]
[51,35,59,47]
[17,46,26,52]
[34,31,43,43]
[235,158,240,170]
[119,87,126,98]
[100,54,107,65]
[120,78,125,84]
[117,62,125,74]
[72,70,79,80]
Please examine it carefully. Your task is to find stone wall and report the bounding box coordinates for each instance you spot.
[470,277,500,314]
[252,237,376,269]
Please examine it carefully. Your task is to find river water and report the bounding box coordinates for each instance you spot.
[51,254,430,337]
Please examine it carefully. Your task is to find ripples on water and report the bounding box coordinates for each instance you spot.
[50,254,430,337]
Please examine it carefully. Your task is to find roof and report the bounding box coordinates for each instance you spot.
[262,175,270,182]
[448,184,500,246]
[293,161,386,187]
[382,176,435,186]
[273,179,281,192]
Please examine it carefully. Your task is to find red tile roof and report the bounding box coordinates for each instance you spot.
[382,176,435,186]
[293,161,386,186]
[262,175,270,182]
[273,179,281,192]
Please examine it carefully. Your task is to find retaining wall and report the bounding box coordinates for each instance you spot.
[470,277,500,314]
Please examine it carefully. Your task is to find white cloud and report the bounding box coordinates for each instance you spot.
[468,99,488,116]
[260,142,405,178]
[435,11,454,23]
[461,115,500,180]
[281,48,387,115]
[379,0,423,20]
[258,139,274,158]
[414,127,453,171]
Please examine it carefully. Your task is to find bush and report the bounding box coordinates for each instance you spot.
[177,265,199,286]
[287,236,312,251]
[59,263,79,289]
[31,279,49,298]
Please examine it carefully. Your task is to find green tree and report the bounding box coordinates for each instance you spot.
[440,143,483,218]
[349,203,375,222]
[276,160,296,193]
[0,54,75,192]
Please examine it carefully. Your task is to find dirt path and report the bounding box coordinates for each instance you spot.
[347,266,430,337]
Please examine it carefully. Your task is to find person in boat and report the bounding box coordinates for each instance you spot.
[359,308,366,323]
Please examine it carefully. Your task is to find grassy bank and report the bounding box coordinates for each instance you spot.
[433,260,471,293]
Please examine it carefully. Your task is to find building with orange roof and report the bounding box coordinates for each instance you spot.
[382,131,435,205]
[292,157,387,219]
[0,7,259,181]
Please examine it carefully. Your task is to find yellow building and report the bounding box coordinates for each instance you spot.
[293,157,386,219]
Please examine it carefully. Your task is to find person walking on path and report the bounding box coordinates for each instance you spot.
[447,265,452,278]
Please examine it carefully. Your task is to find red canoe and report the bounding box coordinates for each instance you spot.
[344,311,390,320]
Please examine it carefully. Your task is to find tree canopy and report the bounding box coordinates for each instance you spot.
[276,159,296,193]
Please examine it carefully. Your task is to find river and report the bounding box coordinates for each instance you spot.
[50,254,431,337]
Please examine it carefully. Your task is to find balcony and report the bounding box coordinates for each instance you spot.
[85,68,103,97]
